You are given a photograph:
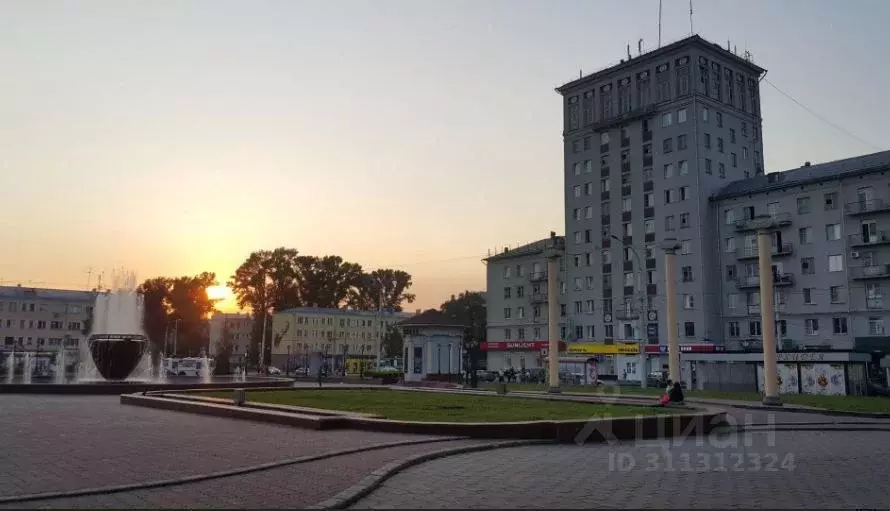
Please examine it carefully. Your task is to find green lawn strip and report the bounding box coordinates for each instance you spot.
[199,389,673,422]
[479,383,890,413]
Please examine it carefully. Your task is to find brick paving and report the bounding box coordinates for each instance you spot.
[0,395,454,499]
[353,429,890,509]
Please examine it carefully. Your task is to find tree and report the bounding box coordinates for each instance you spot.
[440,291,487,387]
[167,272,218,356]
[229,247,301,365]
[295,255,364,308]
[214,318,234,375]
[138,277,172,356]
[347,269,416,312]
[381,324,404,358]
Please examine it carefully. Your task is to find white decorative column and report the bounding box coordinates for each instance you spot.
[757,228,783,406]
[545,248,561,393]
[661,240,681,383]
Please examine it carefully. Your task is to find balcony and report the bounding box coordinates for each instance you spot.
[643,181,654,192]
[643,155,653,167]
[746,302,786,315]
[851,264,890,280]
[849,231,890,248]
[621,161,631,173]
[737,272,795,289]
[734,213,792,232]
[529,292,549,303]
[736,243,794,260]
[528,271,548,282]
[845,199,890,216]
[615,309,641,321]
[582,103,657,134]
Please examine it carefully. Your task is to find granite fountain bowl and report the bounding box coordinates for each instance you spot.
[88,334,148,381]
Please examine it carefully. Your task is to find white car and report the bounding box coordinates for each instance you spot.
[267,366,282,375]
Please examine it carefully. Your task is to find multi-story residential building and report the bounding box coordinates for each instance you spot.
[482,233,565,372]
[270,307,413,372]
[207,312,253,365]
[556,35,766,362]
[714,150,890,352]
[0,285,96,370]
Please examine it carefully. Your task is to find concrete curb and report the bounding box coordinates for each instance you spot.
[689,399,890,419]
[306,439,553,510]
[0,437,465,504]
[122,392,727,443]
[0,378,294,395]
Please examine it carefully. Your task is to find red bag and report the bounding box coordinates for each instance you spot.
[659,394,670,405]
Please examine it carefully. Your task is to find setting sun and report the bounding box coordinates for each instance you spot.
[206,285,232,301]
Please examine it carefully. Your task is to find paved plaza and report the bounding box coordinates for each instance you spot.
[2,394,890,509]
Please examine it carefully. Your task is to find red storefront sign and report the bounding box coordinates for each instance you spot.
[644,344,720,354]
[481,341,565,351]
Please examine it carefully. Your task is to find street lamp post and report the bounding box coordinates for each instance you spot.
[612,235,647,388]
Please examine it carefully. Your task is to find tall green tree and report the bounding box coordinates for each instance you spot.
[167,272,219,356]
[381,324,404,358]
[348,269,416,312]
[440,291,487,387]
[138,277,172,356]
[295,255,364,308]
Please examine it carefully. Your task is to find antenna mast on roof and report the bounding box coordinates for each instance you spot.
[689,0,694,35]
[658,0,663,47]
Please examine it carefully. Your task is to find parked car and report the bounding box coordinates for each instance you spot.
[267,366,282,375]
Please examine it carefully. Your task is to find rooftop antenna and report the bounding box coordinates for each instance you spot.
[626,43,631,59]
[658,0,663,47]
[638,38,643,55]
[689,0,694,35]
[86,266,93,290]
[727,39,731,51]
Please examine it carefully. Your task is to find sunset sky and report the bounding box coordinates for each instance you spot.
[1,0,888,312]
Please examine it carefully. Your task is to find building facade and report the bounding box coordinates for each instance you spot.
[483,233,565,372]
[400,310,464,382]
[270,307,413,372]
[714,150,890,352]
[207,312,253,365]
[556,35,766,361]
[0,285,95,353]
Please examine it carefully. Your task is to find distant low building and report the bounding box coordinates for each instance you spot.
[207,312,252,366]
[0,285,96,353]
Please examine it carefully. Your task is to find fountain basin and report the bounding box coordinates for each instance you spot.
[88,334,148,381]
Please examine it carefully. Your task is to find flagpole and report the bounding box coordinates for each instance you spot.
[658,0,663,48]
[689,0,694,35]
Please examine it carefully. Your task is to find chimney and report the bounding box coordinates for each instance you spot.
[550,230,556,239]
[804,161,811,167]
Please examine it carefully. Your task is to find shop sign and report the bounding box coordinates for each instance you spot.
[566,343,640,355]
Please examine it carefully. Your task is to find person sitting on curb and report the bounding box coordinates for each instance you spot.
[669,381,685,403]
[656,379,672,405]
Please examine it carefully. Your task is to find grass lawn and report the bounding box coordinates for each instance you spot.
[200,389,673,422]
[479,383,890,414]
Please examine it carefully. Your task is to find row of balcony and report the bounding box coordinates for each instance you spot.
[734,272,795,289]
[736,243,794,260]
[850,231,890,247]
[845,198,890,216]
[734,213,793,232]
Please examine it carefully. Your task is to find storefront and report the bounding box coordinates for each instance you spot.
[560,342,641,382]
[481,341,563,372]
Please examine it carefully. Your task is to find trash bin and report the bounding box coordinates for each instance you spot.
[233,388,246,406]
[495,382,507,395]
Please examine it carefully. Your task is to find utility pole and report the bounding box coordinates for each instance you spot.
[173,319,181,357]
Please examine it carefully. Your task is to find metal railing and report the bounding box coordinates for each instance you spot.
[849,231,890,246]
[845,198,890,215]
[737,243,793,259]
[851,264,890,280]
[734,212,792,231]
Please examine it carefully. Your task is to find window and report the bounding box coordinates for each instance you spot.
[705,158,712,174]
[602,249,612,264]
[680,240,691,255]
[717,137,724,153]
[503,266,512,279]
[801,257,815,274]
[573,162,582,176]
[585,182,593,195]
[572,140,580,153]
[585,229,592,243]
[679,186,689,201]
[805,319,820,336]
[503,287,511,299]
[716,111,723,127]
[665,189,676,203]
[665,215,675,230]
[517,306,525,318]
[623,222,632,236]
[704,133,711,149]
[679,160,688,175]
[828,254,844,272]
[644,219,655,234]
[586,276,594,288]
[701,106,709,122]
[503,308,511,319]
[724,237,736,253]
[825,223,841,241]
[586,206,593,218]
[644,192,655,208]
[803,288,814,304]
[573,208,581,221]
[833,317,848,335]
[573,256,580,268]
[601,132,610,145]
[661,112,673,127]
[869,317,886,335]
[680,213,690,228]
[728,321,740,337]
[573,185,581,198]
[684,322,695,337]
[718,162,725,178]
[504,328,512,340]
[604,324,614,338]
[830,286,845,304]
[682,266,693,282]
[601,179,610,192]
[517,327,526,340]
[574,301,582,314]
[646,270,656,285]
[516,286,525,297]
[622,197,632,212]
[583,137,591,150]
[574,231,582,244]
[664,163,674,178]
[560,304,567,316]
[683,294,695,309]
[729,128,736,143]
[730,152,737,167]
[799,227,813,245]
[677,134,687,150]
[677,108,687,123]
[724,209,736,225]
[726,265,737,281]
[663,138,673,153]
[743,147,748,160]
[624,272,635,287]
[749,321,762,336]
[824,192,837,210]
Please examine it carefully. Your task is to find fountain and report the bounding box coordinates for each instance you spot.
[199,351,212,384]
[5,352,14,384]
[22,352,32,385]
[54,347,66,385]
[84,269,148,381]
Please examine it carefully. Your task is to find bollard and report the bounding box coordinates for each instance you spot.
[233,388,246,406]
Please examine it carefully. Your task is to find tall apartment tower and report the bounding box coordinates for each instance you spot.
[556,35,766,359]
